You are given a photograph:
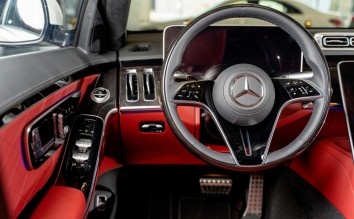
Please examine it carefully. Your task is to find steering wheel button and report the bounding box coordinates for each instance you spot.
[307,89,316,95]
[193,94,201,100]
[291,92,300,97]
[291,80,299,86]
[176,94,185,100]
[298,87,307,95]
[289,87,297,92]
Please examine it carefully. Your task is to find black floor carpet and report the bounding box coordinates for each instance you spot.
[264,168,344,219]
[178,197,231,219]
[115,166,247,219]
[95,166,345,219]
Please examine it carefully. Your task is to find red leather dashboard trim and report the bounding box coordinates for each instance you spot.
[0,75,97,218]
[270,105,347,151]
[120,106,205,165]
[30,186,85,219]
[291,137,354,219]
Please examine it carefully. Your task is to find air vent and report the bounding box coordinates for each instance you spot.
[143,68,155,101]
[130,44,150,52]
[126,69,138,101]
[315,33,354,49]
[323,37,349,47]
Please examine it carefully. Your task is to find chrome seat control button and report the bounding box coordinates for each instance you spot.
[72,152,89,163]
[75,138,92,153]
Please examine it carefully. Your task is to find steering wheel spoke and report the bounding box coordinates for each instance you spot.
[198,79,287,166]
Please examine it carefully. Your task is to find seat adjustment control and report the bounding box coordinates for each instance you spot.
[66,115,103,180]
[75,138,92,153]
[72,153,89,164]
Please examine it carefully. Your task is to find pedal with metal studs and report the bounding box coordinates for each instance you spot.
[199,174,233,196]
[242,174,264,219]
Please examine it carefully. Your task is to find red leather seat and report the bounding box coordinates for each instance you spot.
[291,137,354,219]
[30,186,86,219]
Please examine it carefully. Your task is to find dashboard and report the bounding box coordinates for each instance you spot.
[118,26,354,164]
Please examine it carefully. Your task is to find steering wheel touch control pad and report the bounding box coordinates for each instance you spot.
[278,79,320,99]
[213,64,275,126]
[174,81,209,102]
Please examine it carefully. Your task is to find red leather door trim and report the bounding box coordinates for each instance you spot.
[30,186,85,219]
[0,75,97,218]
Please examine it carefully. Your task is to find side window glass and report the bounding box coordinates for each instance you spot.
[0,0,82,47]
[57,0,82,30]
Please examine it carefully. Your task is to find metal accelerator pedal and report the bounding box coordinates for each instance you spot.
[199,174,233,195]
[242,174,264,219]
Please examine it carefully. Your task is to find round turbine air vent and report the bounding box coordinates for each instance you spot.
[90,87,110,103]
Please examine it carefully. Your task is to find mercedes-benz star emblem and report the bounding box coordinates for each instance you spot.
[230,75,264,107]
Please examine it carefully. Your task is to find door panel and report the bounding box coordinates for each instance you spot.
[0,48,116,117]
[0,75,97,218]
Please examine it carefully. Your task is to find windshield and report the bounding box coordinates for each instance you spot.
[127,0,353,31]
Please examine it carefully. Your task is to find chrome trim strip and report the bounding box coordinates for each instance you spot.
[120,105,161,111]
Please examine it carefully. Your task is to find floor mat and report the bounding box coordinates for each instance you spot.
[115,166,344,219]
[116,166,247,219]
[264,168,345,219]
[178,197,231,219]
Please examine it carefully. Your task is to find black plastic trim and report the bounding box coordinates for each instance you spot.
[0,48,116,119]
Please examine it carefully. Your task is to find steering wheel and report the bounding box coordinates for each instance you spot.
[161,4,330,171]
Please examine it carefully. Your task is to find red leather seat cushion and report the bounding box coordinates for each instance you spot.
[291,137,354,219]
[30,186,86,219]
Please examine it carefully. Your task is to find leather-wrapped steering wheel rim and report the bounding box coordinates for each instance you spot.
[161,4,330,171]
